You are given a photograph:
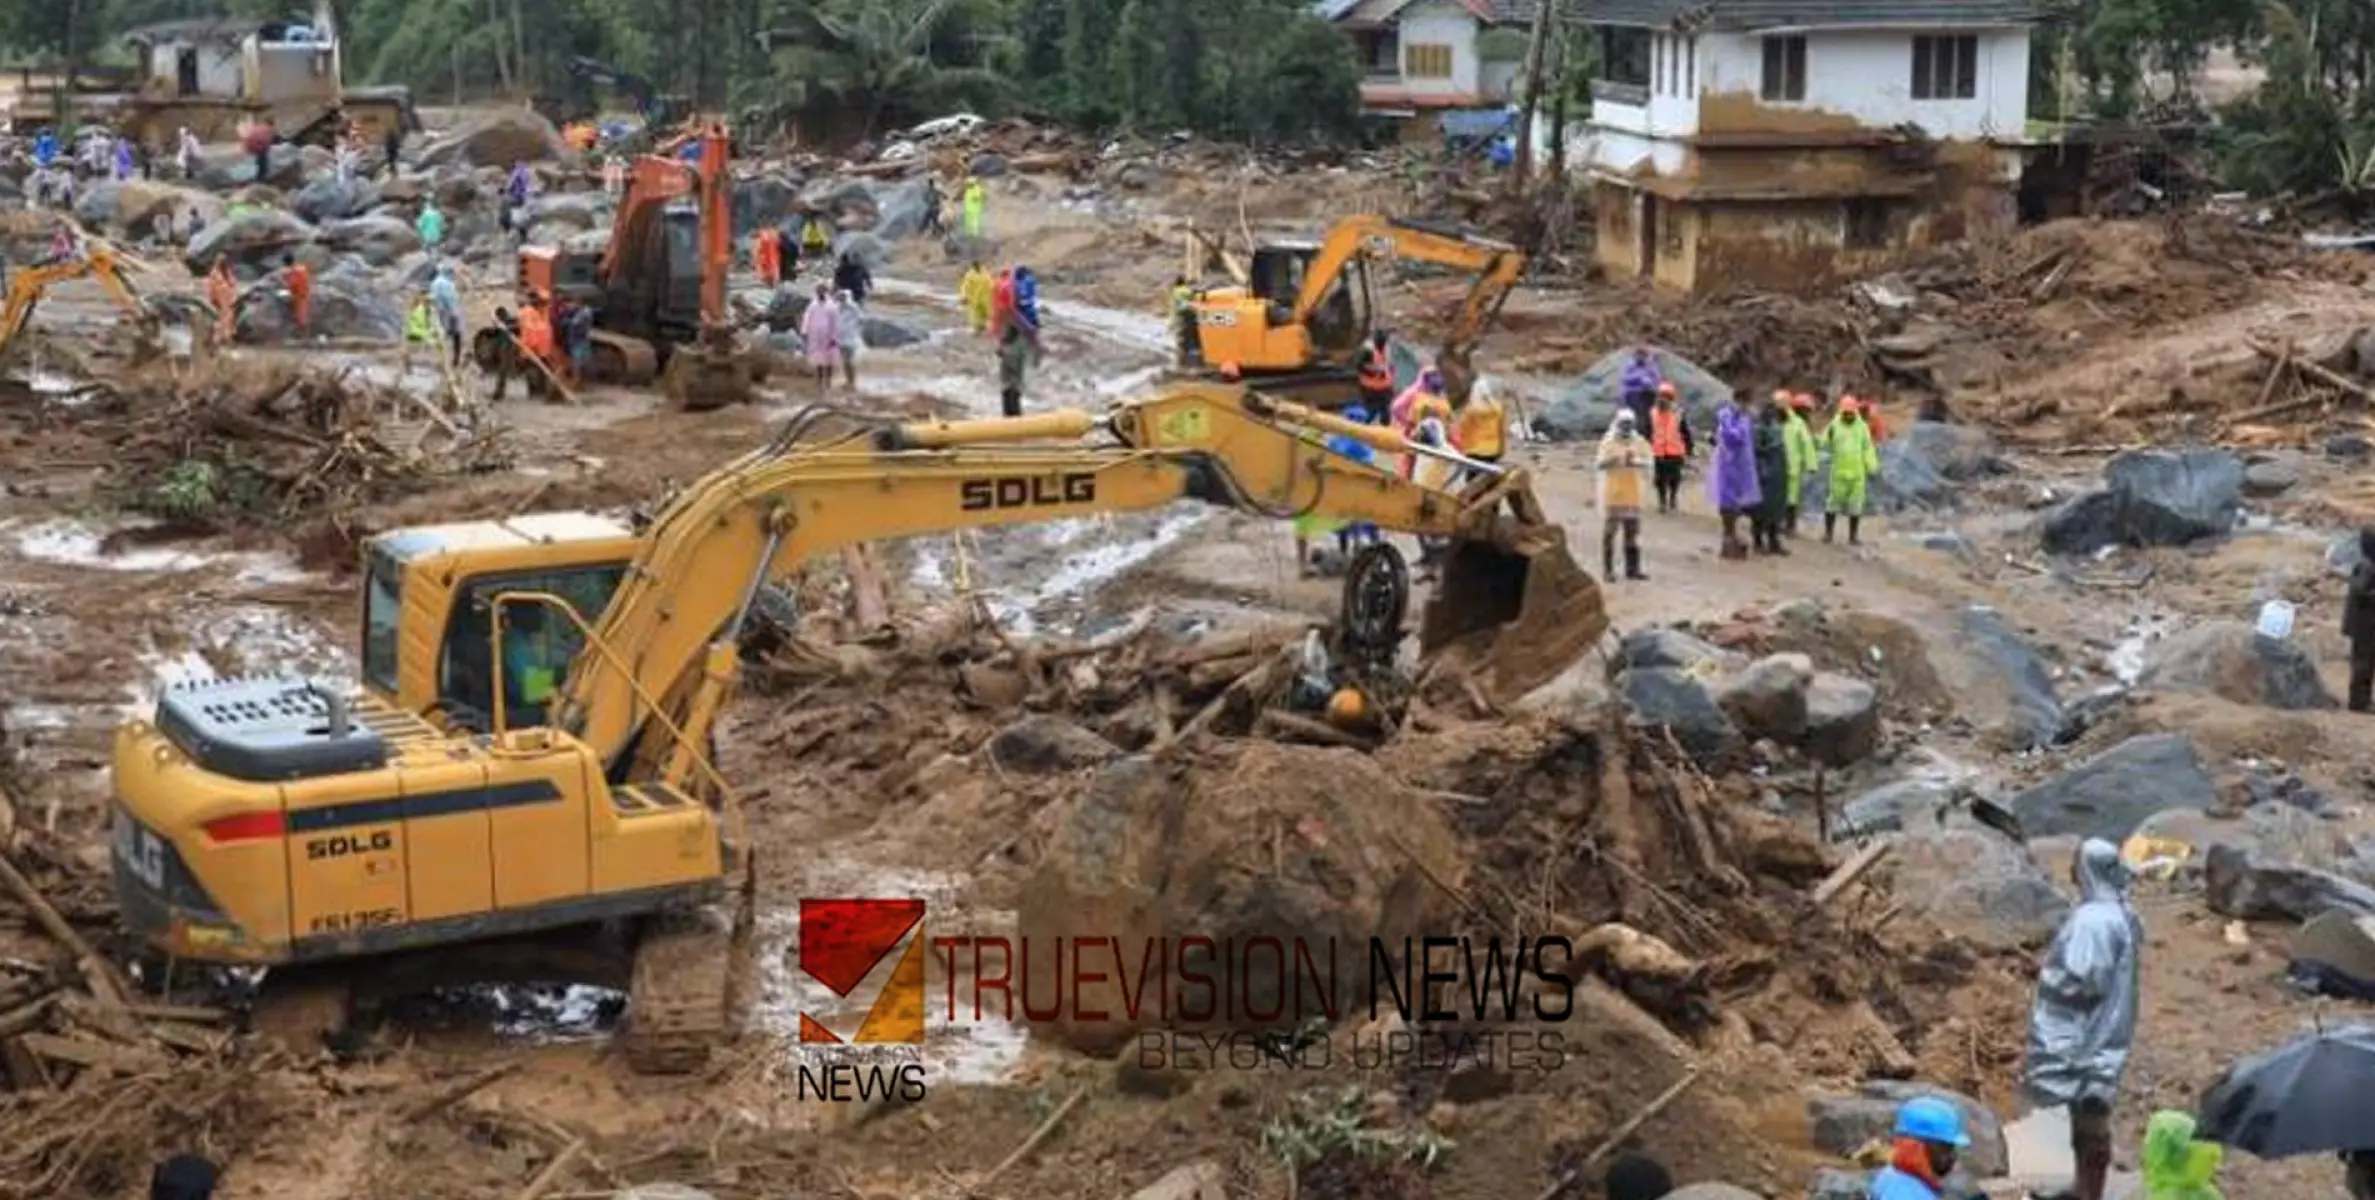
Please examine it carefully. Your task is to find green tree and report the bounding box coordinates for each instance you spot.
[753,0,1012,136]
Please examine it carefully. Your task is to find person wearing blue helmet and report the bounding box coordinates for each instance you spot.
[1869,1096,1969,1200]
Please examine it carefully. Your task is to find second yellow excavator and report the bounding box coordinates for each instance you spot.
[108,381,1606,1071]
[1188,214,1524,403]
[0,242,164,366]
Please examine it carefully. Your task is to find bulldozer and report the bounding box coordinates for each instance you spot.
[108,381,1606,1071]
[473,126,763,411]
[1187,214,1525,405]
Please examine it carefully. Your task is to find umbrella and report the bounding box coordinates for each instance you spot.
[2197,1023,2375,1157]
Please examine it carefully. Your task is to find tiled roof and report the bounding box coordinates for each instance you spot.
[1506,0,2037,26]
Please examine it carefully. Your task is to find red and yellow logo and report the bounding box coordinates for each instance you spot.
[797,898,926,1044]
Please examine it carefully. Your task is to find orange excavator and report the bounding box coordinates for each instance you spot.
[475,125,763,410]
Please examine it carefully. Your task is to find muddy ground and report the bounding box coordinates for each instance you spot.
[5,117,2375,1200]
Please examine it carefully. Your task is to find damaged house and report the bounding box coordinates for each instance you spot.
[1579,0,2035,292]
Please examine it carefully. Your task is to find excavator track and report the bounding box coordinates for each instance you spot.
[620,906,740,1075]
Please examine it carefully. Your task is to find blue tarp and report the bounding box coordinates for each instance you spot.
[1439,109,1514,141]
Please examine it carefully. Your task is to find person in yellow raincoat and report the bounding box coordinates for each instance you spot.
[2140,1110,2221,1200]
[1595,410,1651,581]
[960,176,986,238]
[1820,396,1880,546]
[402,294,435,370]
[1782,392,1818,536]
[958,261,993,334]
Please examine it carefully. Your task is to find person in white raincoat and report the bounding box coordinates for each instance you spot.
[2024,837,2142,1200]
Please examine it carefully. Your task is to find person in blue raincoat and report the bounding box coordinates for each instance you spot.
[2024,838,2141,1200]
[33,128,58,169]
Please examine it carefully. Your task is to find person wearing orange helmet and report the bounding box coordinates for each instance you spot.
[1647,381,1692,513]
[1821,395,1881,545]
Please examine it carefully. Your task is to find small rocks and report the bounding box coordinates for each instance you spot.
[2008,732,2218,842]
[1538,346,1731,442]
[969,151,1009,178]
[2205,842,2375,922]
[988,714,1120,773]
[859,313,930,349]
[2242,458,2301,496]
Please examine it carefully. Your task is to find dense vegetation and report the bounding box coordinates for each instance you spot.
[4,0,2370,197]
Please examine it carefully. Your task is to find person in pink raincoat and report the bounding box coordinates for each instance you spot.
[801,284,840,393]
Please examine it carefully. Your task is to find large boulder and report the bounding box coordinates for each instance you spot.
[1951,606,2066,751]
[1017,744,1461,1055]
[1804,421,2005,516]
[2008,733,2218,843]
[524,191,608,231]
[868,178,939,241]
[2137,620,2337,710]
[184,207,317,272]
[72,179,125,228]
[233,260,404,343]
[288,176,381,223]
[319,215,423,267]
[1714,653,1812,742]
[1617,627,1744,677]
[195,144,309,189]
[1836,778,1956,841]
[1891,823,2071,949]
[731,173,802,236]
[415,109,570,168]
[834,230,892,270]
[2329,532,2368,578]
[1538,347,1730,442]
[1810,1081,2009,1177]
[1619,667,1743,762]
[2206,843,2375,922]
[2039,448,2244,556]
[1802,672,1882,766]
[859,313,930,350]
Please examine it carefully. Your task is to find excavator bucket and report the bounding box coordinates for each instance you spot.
[661,341,767,412]
[1418,521,1608,704]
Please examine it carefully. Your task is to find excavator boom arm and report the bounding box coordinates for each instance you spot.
[1287,214,1524,387]
[552,383,1588,787]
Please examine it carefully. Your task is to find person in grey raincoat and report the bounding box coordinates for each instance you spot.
[2024,837,2142,1200]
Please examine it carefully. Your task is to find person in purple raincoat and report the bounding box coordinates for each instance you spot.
[1709,398,1762,560]
[1619,343,1663,430]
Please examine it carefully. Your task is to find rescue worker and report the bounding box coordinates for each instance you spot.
[402,293,435,369]
[488,307,521,400]
[1393,370,1453,480]
[833,288,862,389]
[416,197,446,255]
[959,261,994,334]
[2140,1110,2223,1200]
[1751,399,1792,555]
[1619,343,1663,430]
[832,250,872,307]
[241,118,272,185]
[1595,410,1651,582]
[516,294,557,396]
[500,603,559,723]
[922,175,946,237]
[1782,391,1818,536]
[1455,377,1508,482]
[1821,397,1881,545]
[989,267,1016,339]
[113,134,135,182]
[429,265,464,369]
[564,301,595,386]
[1324,405,1381,560]
[998,314,1032,418]
[1168,275,1198,368]
[603,154,626,197]
[801,283,840,394]
[205,257,238,347]
[33,127,58,171]
[1408,402,1460,569]
[174,126,201,181]
[2346,526,2375,712]
[1357,331,1396,425]
[960,175,986,239]
[383,125,403,178]
[280,254,312,339]
[1011,265,1043,355]
[1647,382,1692,513]
[754,226,782,286]
[2025,838,2141,1200]
[1710,396,1761,560]
[1867,1097,1968,1200]
[801,212,831,264]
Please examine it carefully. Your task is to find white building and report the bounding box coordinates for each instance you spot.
[1319,0,1524,121]
[1576,0,2037,291]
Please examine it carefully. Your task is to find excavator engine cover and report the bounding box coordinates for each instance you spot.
[1419,524,1606,703]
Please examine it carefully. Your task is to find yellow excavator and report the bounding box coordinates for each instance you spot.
[108,382,1606,1071]
[1187,214,1524,404]
[0,242,163,365]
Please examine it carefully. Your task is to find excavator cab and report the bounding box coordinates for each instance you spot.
[1198,240,1374,375]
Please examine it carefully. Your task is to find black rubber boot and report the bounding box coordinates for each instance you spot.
[1848,516,1863,546]
[1823,513,1837,544]
[1625,545,1647,581]
[1603,539,1617,581]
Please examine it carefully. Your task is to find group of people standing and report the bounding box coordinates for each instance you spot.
[1596,345,1887,579]
[957,261,1044,417]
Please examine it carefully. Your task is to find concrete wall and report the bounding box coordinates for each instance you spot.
[1396,3,1481,97]
[249,41,335,103]
[1696,29,2029,140]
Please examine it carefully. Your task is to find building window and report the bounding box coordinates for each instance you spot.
[1911,34,1978,100]
[1405,43,1453,80]
[1844,198,1895,249]
[1683,35,1696,94]
[1598,26,1651,88]
[1361,31,1400,75]
[1653,34,1666,94]
[1760,35,1806,102]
